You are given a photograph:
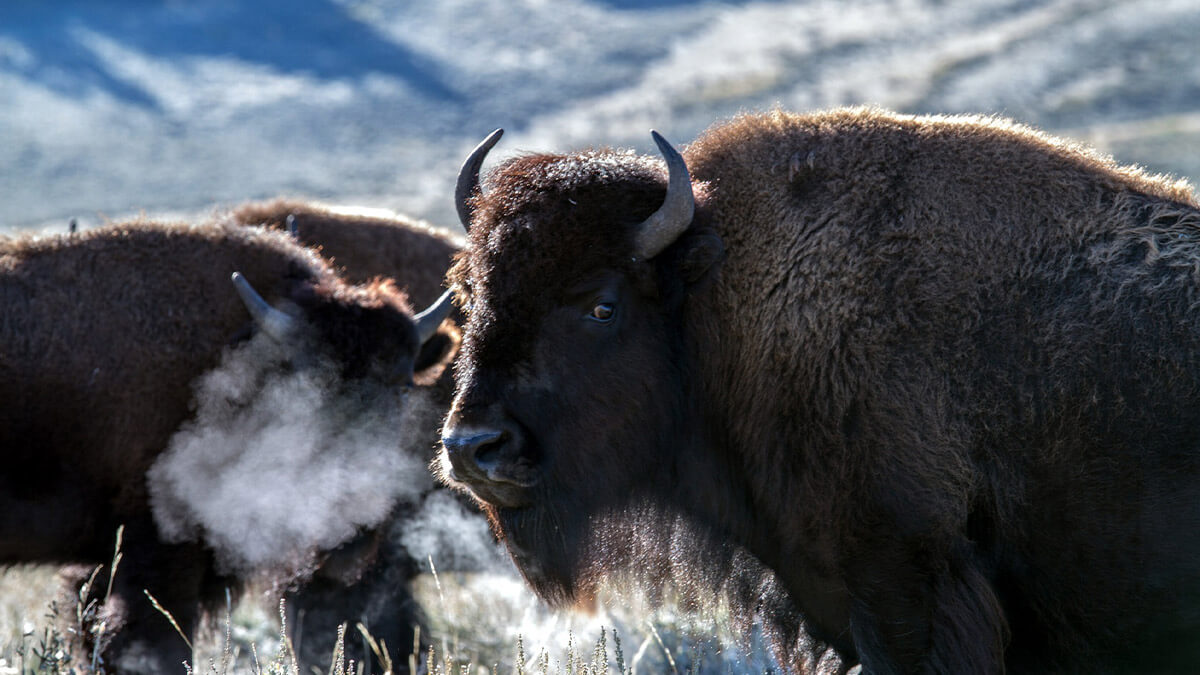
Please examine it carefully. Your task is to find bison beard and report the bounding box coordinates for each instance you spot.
[494,496,843,672]
[442,108,1200,673]
[492,500,582,604]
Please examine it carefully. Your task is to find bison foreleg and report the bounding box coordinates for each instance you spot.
[97,522,219,674]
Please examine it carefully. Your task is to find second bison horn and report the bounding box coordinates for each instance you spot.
[455,129,504,232]
[414,290,455,344]
[634,130,695,260]
[231,272,300,342]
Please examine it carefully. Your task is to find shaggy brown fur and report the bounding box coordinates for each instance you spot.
[0,220,455,673]
[227,199,462,306]
[440,107,1200,673]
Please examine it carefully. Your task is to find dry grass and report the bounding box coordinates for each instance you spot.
[0,559,779,675]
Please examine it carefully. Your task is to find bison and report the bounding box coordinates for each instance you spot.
[221,198,469,671]
[437,108,1200,673]
[0,219,455,673]
[225,198,463,304]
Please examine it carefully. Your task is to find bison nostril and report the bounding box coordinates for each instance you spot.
[473,432,509,470]
[442,429,503,476]
[442,422,535,490]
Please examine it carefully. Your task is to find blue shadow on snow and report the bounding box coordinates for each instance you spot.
[0,0,461,107]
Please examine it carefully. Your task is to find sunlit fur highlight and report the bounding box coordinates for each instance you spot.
[227,198,463,306]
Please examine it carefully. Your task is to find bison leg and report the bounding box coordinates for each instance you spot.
[845,541,1007,674]
[94,521,220,674]
[287,529,427,673]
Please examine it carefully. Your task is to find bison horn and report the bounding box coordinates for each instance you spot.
[455,128,504,232]
[285,214,299,238]
[414,289,455,344]
[231,272,299,341]
[633,130,695,260]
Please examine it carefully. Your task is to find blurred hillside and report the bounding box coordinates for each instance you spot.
[2,0,1199,231]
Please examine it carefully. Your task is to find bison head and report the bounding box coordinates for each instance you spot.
[437,131,726,603]
[232,271,456,388]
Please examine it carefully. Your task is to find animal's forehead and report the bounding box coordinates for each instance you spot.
[487,148,664,197]
[311,281,416,341]
[458,151,668,364]
[468,150,669,296]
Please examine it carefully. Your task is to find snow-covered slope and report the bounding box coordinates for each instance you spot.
[2,0,1198,231]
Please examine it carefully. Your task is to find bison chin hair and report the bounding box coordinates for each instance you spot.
[490,496,844,670]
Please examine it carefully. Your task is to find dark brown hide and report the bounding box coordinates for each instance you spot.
[441,108,1200,673]
[0,220,455,673]
[227,198,463,306]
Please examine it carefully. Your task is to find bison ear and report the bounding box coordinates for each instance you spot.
[415,327,457,373]
[676,232,724,285]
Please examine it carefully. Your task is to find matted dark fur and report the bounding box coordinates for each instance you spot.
[0,220,456,673]
[227,198,462,306]
[439,107,1200,673]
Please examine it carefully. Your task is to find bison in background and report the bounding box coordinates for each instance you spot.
[222,199,471,670]
[226,199,462,306]
[0,220,455,673]
[438,108,1200,672]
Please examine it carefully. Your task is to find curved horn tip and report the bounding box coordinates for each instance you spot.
[231,271,299,341]
[455,128,505,231]
[633,129,695,261]
[414,289,456,344]
[649,130,682,158]
[475,128,504,151]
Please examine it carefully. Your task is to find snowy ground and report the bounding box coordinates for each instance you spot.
[3,0,1200,233]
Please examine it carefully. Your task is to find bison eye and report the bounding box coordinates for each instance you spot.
[590,302,615,323]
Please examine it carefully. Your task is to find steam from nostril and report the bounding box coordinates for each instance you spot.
[146,332,437,578]
[396,490,507,573]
